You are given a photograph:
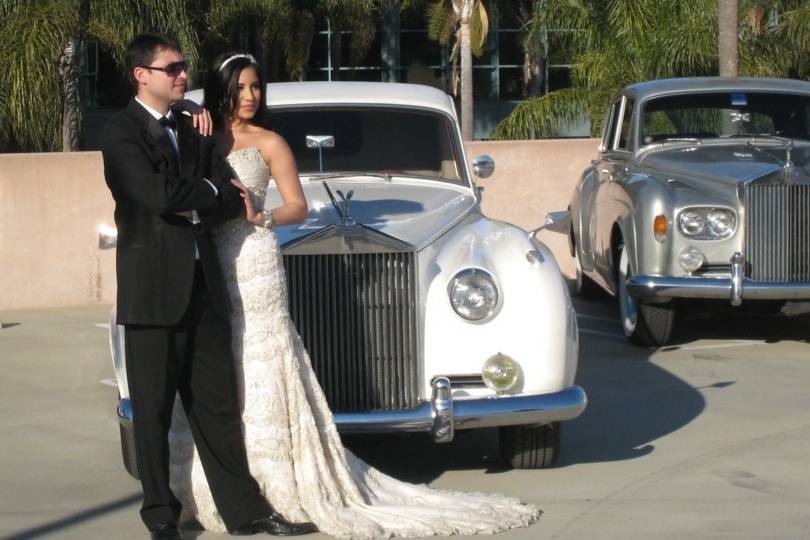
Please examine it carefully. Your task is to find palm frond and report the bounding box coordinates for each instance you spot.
[0,0,78,151]
[491,87,589,139]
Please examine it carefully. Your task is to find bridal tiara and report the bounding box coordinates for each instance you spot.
[219,53,258,72]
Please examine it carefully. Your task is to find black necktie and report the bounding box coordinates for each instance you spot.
[159,115,177,130]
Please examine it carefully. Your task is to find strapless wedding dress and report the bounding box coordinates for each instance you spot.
[168,147,540,538]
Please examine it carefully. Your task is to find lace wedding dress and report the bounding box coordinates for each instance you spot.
[168,147,540,538]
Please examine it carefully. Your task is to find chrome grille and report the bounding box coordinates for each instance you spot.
[745,184,810,282]
[283,252,419,412]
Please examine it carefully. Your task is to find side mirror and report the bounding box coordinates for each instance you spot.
[472,155,495,179]
[528,211,571,239]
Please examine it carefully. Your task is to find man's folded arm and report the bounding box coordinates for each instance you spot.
[198,139,244,225]
[101,124,219,215]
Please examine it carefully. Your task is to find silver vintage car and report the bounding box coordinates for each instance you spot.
[567,77,810,346]
[109,82,586,476]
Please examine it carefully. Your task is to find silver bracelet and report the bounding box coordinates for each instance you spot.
[262,210,274,229]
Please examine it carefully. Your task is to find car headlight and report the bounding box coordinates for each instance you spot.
[677,207,736,239]
[706,210,735,239]
[482,353,520,392]
[678,211,705,236]
[448,268,499,321]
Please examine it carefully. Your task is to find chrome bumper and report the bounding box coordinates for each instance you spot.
[628,252,810,306]
[116,379,588,444]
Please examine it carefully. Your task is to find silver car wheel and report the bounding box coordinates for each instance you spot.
[618,245,638,336]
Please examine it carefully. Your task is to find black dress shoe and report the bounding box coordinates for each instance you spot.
[230,511,317,536]
[148,521,184,540]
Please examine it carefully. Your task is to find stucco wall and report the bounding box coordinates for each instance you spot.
[0,139,599,310]
[1,152,116,311]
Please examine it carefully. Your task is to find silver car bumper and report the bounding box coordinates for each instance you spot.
[116,379,587,444]
[628,252,810,306]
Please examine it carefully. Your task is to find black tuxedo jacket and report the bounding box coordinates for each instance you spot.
[101,99,241,326]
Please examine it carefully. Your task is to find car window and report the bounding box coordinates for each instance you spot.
[641,92,810,145]
[617,98,635,151]
[603,99,622,151]
[268,107,464,183]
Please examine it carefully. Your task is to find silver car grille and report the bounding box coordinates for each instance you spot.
[745,184,810,282]
[282,252,420,412]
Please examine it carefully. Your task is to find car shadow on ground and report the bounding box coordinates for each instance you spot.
[667,307,810,346]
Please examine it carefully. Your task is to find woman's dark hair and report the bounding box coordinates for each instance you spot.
[204,52,268,129]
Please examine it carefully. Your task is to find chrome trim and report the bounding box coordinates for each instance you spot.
[118,385,587,444]
[431,377,454,443]
[117,397,133,429]
[628,276,810,305]
[730,252,744,306]
[283,250,420,412]
[333,385,588,441]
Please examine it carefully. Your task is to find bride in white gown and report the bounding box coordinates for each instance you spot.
[168,52,540,538]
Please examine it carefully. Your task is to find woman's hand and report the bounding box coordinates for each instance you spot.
[173,99,213,136]
[230,179,267,226]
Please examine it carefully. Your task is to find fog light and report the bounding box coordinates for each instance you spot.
[679,246,706,273]
[482,353,520,392]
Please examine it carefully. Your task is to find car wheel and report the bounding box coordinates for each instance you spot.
[498,422,561,469]
[119,422,140,480]
[617,244,676,346]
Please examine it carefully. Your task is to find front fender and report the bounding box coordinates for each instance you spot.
[615,173,676,278]
[421,216,578,398]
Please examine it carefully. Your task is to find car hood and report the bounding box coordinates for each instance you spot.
[264,177,478,250]
[638,141,810,189]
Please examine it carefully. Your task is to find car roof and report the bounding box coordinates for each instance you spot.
[623,77,810,101]
[186,81,457,117]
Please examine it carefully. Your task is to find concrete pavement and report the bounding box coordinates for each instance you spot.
[1,301,809,539]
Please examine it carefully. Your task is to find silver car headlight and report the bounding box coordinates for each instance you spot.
[677,207,736,239]
[706,210,735,239]
[677,211,706,236]
[447,268,499,321]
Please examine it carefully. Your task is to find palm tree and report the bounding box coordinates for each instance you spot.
[492,0,810,140]
[0,0,199,153]
[428,0,489,140]
[719,0,739,76]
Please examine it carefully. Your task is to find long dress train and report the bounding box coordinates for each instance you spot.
[168,147,540,538]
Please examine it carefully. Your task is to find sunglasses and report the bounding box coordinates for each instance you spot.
[140,61,189,77]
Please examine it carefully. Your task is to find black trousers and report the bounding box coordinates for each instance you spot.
[124,263,271,530]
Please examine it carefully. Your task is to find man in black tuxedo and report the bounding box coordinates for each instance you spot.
[101,34,314,539]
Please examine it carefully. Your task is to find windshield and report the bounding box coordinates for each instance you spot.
[641,92,810,145]
[267,107,465,183]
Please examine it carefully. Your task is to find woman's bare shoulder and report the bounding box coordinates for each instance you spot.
[254,127,292,157]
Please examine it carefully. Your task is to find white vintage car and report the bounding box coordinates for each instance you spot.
[108,82,586,475]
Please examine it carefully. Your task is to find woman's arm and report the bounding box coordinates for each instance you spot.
[259,132,308,227]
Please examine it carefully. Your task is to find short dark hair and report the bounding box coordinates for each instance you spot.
[125,33,182,88]
[204,52,268,129]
